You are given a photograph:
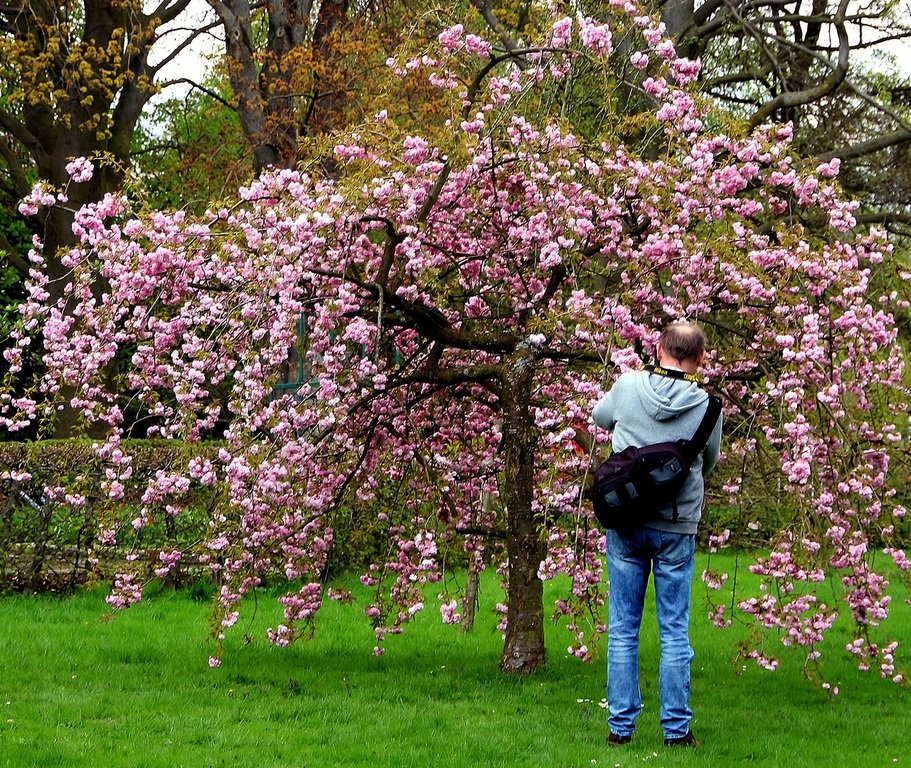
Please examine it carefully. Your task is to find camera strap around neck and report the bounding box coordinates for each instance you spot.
[644,363,701,384]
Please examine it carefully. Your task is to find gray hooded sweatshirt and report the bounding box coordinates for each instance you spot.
[592,369,722,535]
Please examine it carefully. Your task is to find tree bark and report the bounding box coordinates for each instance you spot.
[460,558,479,633]
[499,343,546,673]
[210,0,284,172]
[460,489,489,633]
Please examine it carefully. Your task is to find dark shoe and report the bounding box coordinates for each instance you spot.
[608,732,632,746]
[664,730,699,748]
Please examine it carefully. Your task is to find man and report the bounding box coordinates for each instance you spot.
[592,322,722,748]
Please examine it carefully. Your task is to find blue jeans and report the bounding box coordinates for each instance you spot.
[606,527,696,739]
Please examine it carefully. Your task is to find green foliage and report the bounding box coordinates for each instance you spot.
[131,84,251,212]
[0,200,34,338]
[0,258,23,340]
[0,560,908,766]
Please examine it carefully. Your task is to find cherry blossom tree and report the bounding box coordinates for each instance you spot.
[3,3,909,680]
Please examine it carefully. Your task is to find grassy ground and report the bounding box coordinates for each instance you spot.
[0,554,908,768]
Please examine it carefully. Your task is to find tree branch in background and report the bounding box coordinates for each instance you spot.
[471,0,523,59]
[0,231,30,277]
[749,0,852,128]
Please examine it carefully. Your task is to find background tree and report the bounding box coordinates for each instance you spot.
[206,0,487,174]
[131,82,252,212]
[0,1,211,297]
[5,7,909,680]
[5,1,908,274]
[653,0,911,225]
[0,1,218,435]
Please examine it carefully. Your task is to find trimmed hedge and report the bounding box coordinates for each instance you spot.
[0,440,219,593]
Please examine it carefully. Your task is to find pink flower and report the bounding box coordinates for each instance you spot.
[816,158,841,178]
[630,51,649,69]
[65,157,95,183]
[402,136,431,165]
[437,25,464,50]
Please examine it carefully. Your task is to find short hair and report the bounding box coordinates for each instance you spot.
[659,322,706,362]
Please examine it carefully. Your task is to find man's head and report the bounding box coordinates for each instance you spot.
[657,322,706,371]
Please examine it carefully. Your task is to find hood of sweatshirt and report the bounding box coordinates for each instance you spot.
[634,371,708,421]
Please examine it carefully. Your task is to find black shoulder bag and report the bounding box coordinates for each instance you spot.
[591,366,721,531]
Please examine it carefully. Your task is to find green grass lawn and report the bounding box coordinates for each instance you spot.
[0,554,908,768]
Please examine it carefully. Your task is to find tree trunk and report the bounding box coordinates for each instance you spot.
[499,344,546,673]
[214,0,283,173]
[658,0,699,59]
[213,0,338,172]
[307,0,349,136]
[460,489,488,633]
[460,556,479,633]
[39,173,122,439]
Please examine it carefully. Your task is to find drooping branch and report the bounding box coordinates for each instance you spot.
[462,47,562,120]
[416,43,551,223]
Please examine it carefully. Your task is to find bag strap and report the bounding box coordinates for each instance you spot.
[680,394,722,466]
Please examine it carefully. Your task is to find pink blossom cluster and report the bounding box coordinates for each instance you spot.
[65,157,95,184]
[153,549,183,579]
[438,597,461,625]
[846,637,903,681]
[707,603,730,628]
[265,582,324,646]
[105,573,143,610]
